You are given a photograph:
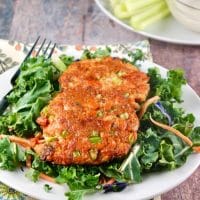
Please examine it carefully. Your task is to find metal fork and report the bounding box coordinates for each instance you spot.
[0,37,56,115]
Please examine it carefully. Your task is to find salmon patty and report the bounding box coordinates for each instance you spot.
[35,57,149,165]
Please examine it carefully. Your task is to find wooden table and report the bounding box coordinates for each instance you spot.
[0,0,199,199]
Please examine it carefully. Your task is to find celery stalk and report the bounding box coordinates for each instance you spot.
[110,0,122,8]
[114,3,132,19]
[124,0,162,13]
[114,1,154,19]
[130,2,170,30]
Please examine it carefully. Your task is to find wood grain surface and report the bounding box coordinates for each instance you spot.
[0,0,200,199]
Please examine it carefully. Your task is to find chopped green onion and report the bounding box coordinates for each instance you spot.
[97,110,104,117]
[116,71,126,77]
[73,150,81,158]
[89,149,99,160]
[124,92,130,98]
[129,134,135,145]
[96,94,102,99]
[91,130,100,137]
[89,136,102,144]
[61,130,68,138]
[46,137,58,143]
[120,112,129,120]
[41,106,49,116]
[112,76,122,85]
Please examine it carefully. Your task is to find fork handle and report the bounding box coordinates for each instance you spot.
[11,68,20,85]
[0,96,9,115]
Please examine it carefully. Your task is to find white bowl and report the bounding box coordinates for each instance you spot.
[166,0,200,32]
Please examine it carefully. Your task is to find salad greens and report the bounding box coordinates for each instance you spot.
[57,166,101,200]
[81,47,111,60]
[0,137,26,170]
[0,56,74,137]
[0,47,199,200]
[44,184,53,193]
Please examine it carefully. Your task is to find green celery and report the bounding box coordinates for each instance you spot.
[124,0,162,13]
[130,2,170,30]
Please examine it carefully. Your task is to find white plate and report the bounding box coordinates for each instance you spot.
[95,0,200,45]
[0,57,200,200]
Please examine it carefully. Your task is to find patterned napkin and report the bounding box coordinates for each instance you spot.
[0,39,152,200]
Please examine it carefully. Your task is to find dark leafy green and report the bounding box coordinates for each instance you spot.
[31,155,58,177]
[0,137,26,170]
[148,68,186,102]
[65,189,94,200]
[137,67,197,172]
[81,47,111,59]
[0,56,61,137]
[44,184,53,193]
[127,49,144,65]
[103,182,128,193]
[190,127,200,146]
[59,55,74,66]
[25,168,40,182]
[53,55,74,72]
[137,129,192,171]
[100,162,124,182]
[56,166,101,199]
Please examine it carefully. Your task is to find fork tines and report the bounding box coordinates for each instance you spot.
[33,37,56,58]
[25,36,57,60]
[11,37,56,84]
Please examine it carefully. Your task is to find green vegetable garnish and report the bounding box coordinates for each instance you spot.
[112,76,122,85]
[73,150,81,158]
[89,136,102,144]
[120,112,129,120]
[44,184,52,193]
[0,137,26,170]
[81,47,111,60]
[96,110,104,117]
[89,149,98,160]
[25,168,40,182]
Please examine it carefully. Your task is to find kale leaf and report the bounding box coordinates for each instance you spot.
[148,68,186,102]
[0,137,26,170]
[0,56,60,137]
[81,47,111,59]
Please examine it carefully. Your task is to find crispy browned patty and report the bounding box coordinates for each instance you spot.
[35,57,149,165]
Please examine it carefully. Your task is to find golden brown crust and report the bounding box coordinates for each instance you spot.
[35,57,149,165]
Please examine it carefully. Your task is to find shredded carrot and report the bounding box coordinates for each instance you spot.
[29,137,44,147]
[35,132,42,139]
[103,178,116,186]
[0,134,57,183]
[139,96,160,119]
[39,173,56,183]
[99,177,106,184]
[150,116,193,146]
[26,147,32,168]
[38,139,45,144]
[0,135,31,148]
[150,117,200,153]
[193,146,200,153]
[26,155,32,168]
